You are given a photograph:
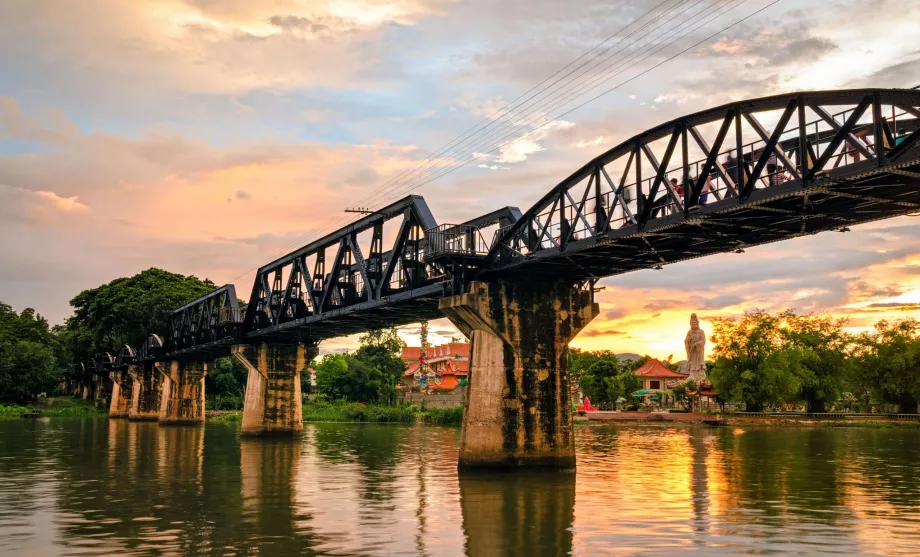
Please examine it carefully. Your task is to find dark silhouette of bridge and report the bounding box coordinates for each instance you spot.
[79,88,920,468]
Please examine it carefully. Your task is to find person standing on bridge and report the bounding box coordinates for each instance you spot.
[767,150,778,187]
[670,178,684,214]
[725,154,739,196]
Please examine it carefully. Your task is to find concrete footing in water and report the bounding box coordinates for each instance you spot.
[158,361,207,425]
[233,342,315,437]
[440,280,598,470]
[108,369,134,418]
[128,361,165,421]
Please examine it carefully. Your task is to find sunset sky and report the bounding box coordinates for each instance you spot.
[1,0,919,358]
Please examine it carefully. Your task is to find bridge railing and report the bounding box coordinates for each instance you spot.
[425,224,491,259]
[483,89,920,273]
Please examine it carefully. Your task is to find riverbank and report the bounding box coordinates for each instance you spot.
[577,410,920,428]
[0,397,107,418]
[208,401,463,425]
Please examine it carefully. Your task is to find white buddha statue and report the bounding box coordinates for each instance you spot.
[684,313,707,382]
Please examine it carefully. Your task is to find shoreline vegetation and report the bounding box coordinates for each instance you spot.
[208,401,464,425]
[0,398,464,425]
[5,398,920,429]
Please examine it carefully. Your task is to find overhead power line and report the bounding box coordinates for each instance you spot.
[222,0,779,287]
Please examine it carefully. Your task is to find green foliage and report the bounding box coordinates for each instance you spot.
[709,310,809,412]
[206,357,248,410]
[422,406,463,425]
[59,268,215,363]
[605,371,643,403]
[314,353,395,404]
[299,400,462,424]
[782,313,850,412]
[0,302,63,402]
[207,412,243,423]
[302,400,418,422]
[579,358,622,405]
[314,328,406,404]
[0,397,106,418]
[854,319,920,414]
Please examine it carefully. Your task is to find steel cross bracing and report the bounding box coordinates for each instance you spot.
[238,195,452,346]
[165,285,240,359]
[481,88,920,282]
[154,88,920,361]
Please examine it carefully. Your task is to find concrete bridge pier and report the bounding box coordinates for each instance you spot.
[233,342,314,437]
[108,369,134,418]
[128,361,165,421]
[92,373,113,409]
[158,361,207,425]
[440,280,598,470]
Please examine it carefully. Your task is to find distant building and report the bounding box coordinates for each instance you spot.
[633,358,688,390]
[400,343,469,393]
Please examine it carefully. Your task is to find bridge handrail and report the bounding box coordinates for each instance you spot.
[483,88,920,271]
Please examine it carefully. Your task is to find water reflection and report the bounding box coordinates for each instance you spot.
[3,420,920,556]
[460,471,575,557]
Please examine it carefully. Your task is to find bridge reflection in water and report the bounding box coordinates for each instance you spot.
[4,421,920,555]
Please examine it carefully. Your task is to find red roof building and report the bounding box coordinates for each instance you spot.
[633,359,688,391]
[400,342,470,393]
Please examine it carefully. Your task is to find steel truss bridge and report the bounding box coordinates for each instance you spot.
[126,88,920,363]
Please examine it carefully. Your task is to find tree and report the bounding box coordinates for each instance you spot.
[605,371,642,404]
[0,302,62,402]
[782,313,851,412]
[579,359,621,406]
[314,353,393,403]
[59,268,215,364]
[853,319,920,414]
[708,310,807,412]
[206,357,249,410]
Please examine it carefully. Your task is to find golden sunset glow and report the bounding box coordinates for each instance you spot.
[1,0,919,358]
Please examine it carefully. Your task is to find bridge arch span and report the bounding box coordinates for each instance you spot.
[483,88,920,281]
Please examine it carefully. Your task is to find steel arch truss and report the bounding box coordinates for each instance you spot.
[165,285,240,358]
[242,195,449,343]
[137,334,164,362]
[114,345,136,370]
[483,88,920,281]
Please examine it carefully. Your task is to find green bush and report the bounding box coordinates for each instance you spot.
[207,394,243,411]
[302,400,419,423]
[423,406,463,425]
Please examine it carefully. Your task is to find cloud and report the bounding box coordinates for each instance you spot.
[579,329,627,338]
[235,190,251,200]
[0,184,90,225]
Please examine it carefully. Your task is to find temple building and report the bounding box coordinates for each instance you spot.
[633,358,689,390]
[400,342,469,394]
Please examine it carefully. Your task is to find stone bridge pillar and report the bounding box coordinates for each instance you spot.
[158,361,207,425]
[233,342,315,437]
[440,281,598,470]
[128,361,165,421]
[92,373,113,409]
[108,369,134,418]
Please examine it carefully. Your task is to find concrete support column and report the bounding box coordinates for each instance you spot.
[233,342,315,437]
[93,374,113,409]
[128,361,165,421]
[158,361,207,425]
[440,281,598,470]
[108,369,134,418]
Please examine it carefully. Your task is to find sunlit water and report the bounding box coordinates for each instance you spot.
[1,420,919,556]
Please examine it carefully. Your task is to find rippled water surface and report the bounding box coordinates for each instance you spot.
[2,420,920,556]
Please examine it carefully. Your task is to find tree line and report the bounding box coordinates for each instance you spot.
[0,267,408,408]
[571,310,920,414]
[5,267,920,414]
[709,310,920,414]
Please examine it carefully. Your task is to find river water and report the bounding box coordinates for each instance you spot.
[1,420,919,556]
